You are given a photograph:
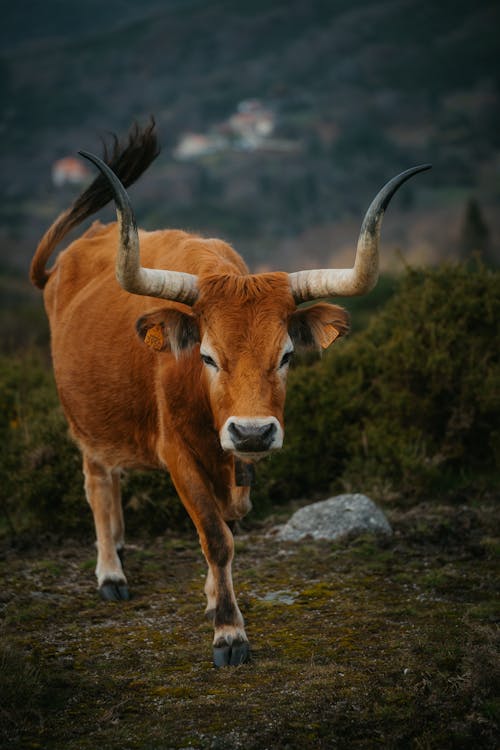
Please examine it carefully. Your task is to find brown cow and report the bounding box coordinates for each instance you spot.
[30,121,430,666]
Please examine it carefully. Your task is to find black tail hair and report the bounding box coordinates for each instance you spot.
[30,118,160,289]
[73,117,161,222]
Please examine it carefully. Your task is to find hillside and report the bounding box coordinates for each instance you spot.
[1,0,499,276]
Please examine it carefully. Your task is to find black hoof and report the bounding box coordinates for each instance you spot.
[99,580,130,602]
[213,640,250,667]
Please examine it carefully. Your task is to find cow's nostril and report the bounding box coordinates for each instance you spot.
[228,421,277,452]
[261,423,276,443]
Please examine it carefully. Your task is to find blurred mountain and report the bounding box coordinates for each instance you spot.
[1,0,499,276]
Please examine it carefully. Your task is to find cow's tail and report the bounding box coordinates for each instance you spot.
[30,118,160,290]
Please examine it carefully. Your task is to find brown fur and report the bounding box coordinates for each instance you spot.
[30,123,350,663]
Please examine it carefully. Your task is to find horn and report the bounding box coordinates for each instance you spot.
[288,164,432,303]
[79,151,199,305]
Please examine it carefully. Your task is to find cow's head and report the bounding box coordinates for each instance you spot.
[135,272,349,459]
[80,151,430,460]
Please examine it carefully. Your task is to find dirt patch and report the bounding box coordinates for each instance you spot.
[1,502,498,749]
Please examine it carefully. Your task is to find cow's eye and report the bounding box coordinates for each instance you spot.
[279,350,294,369]
[201,353,218,369]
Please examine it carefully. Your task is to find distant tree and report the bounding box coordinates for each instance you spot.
[459,198,495,265]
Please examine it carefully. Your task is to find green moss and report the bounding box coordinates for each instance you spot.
[482,699,500,722]
[481,537,500,557]
[468,601,500,622]
[80,558,96,571]
[33,559,63,576]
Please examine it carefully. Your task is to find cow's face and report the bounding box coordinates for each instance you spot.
[136,272,349,461]
[196,274,296,460]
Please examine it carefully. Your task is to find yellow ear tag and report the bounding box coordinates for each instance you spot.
[144,324,164,351]
[319,324,340,349]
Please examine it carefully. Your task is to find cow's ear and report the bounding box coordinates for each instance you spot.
[289,302,350,350]
[136,307,200,356]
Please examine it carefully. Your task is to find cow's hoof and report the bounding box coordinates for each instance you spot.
[99,580,130,602]
[213,639,250,667]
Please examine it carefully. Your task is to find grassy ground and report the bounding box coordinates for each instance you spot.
[1,500,498,749]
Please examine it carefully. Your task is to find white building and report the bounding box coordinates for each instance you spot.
[229,100,275,148]
[173,133,224,160]
[52,157,90,187]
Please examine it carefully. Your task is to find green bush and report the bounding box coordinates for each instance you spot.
[0,352,87,536]
[254,262,500,507]
[2,263,498,538]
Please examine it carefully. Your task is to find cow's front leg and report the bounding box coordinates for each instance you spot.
[169,457,249,666]
[202,520,249,667]
[83,455,129,601]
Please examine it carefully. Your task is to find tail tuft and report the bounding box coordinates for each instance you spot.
[30,118,160,289]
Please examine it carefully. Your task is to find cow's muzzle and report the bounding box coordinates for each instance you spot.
[220,417,283,459]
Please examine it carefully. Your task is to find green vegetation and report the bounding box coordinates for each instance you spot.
[255,261,500,509]
[460,198,494,265]
[1,262,498,537]
[0,351,85,536]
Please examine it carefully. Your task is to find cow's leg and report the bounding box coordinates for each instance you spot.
[169,460,249,667]
[203,521,236,617]
[204,566,216,619]
[201,518,249,667]
[83,455,129,602]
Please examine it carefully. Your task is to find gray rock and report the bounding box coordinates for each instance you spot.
[277,493,392,542]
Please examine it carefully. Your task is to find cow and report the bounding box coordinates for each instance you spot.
[30,121,430,666]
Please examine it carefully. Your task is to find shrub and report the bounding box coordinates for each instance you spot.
[254,262,500,508]
[1,351,88,536]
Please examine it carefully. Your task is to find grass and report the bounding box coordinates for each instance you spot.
[0,501,498,749]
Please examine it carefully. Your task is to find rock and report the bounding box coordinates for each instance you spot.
[277,493,392,542]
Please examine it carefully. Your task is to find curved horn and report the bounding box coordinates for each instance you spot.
[288,164,432,303]
[79,151,199,305]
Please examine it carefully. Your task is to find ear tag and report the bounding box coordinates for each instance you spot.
[144,324,164,351]
[319,324,340,349]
